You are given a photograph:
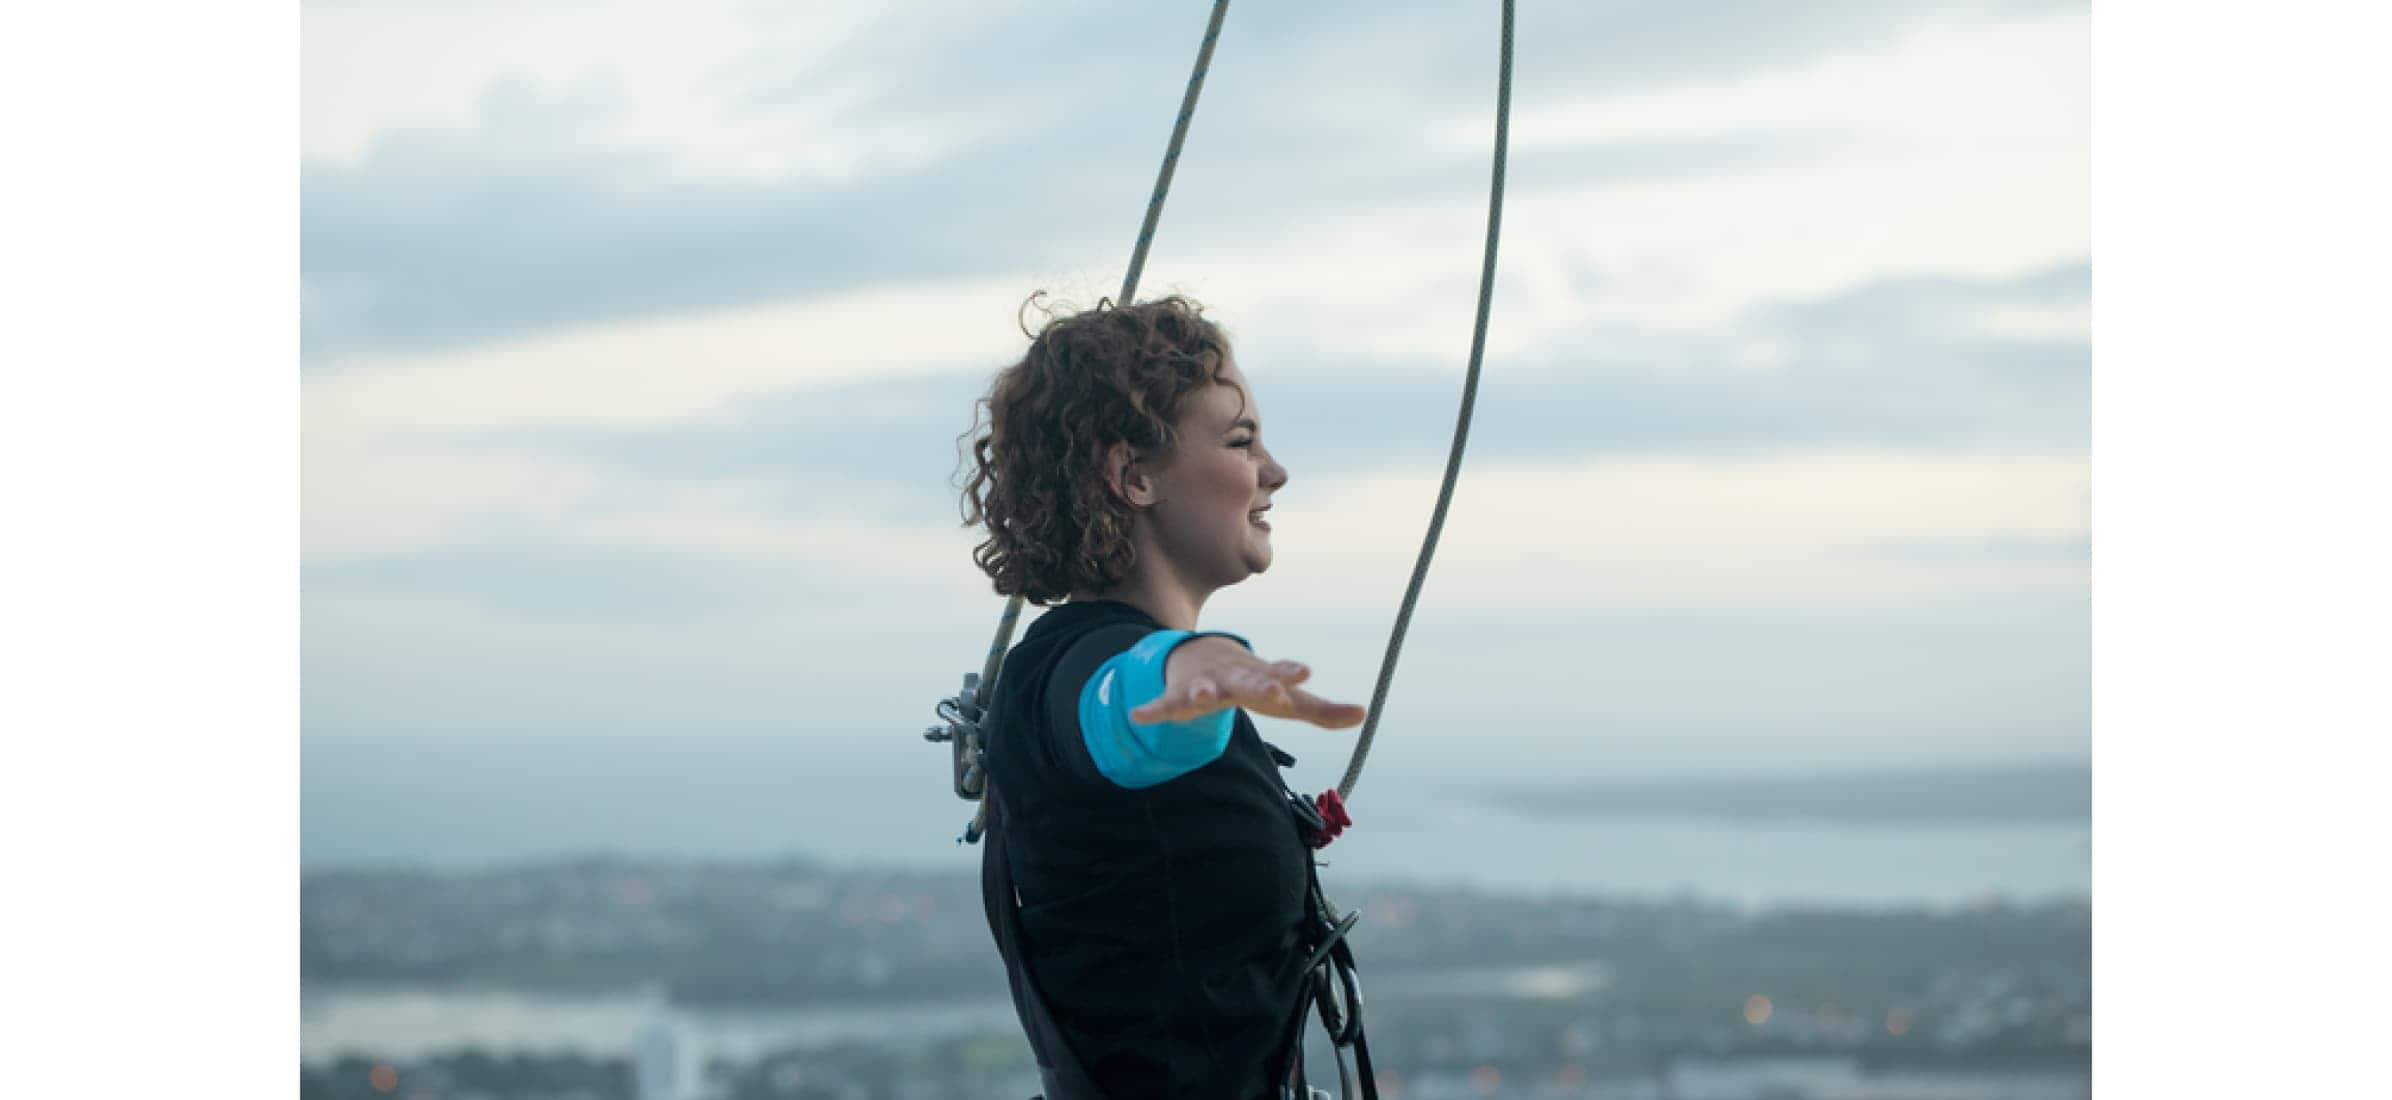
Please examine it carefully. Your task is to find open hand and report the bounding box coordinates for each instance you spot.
[1128,636,1369,730]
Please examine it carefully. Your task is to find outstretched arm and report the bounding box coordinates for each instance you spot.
[1073,631,1367,790]
[1130,634,1368,729]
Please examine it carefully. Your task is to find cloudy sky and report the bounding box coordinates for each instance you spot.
[302,0,2088,780]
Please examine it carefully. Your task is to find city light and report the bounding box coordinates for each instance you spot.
[368,1064,398,1093]
[1745,994,1774,1025]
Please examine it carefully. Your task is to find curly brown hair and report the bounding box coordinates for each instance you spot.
[956,294,1238,605]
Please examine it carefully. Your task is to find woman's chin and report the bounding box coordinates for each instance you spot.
[1237,526,1273,574]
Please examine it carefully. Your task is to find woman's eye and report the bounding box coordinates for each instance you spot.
[1230,437,1255,448]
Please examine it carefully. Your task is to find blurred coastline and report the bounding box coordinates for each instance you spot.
[305,733,2090,909]
[302,852,2089,1099]
[303,736,2089,1098]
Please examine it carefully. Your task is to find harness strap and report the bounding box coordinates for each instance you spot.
[1270,746,1381,1100]
[1270,846,1380,1100]
[980,782,1109,1100]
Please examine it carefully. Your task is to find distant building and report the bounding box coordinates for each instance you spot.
[637,1018,679,1100]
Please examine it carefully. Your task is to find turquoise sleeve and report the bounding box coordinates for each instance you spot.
[1076,628,1253,789]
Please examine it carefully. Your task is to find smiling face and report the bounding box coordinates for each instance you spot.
[1139,354,1289,591]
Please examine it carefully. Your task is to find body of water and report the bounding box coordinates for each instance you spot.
[303,734,2089,910]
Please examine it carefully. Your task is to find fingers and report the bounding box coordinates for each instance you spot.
[1130,676,1221,724]
[1127,657,1353,727]
[1286,686,1369,729]
[1234,669,1295,707]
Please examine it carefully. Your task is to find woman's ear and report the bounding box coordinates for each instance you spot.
[1103,441,1161,509]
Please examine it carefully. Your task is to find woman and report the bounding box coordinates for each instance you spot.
[958,295,1370,1098]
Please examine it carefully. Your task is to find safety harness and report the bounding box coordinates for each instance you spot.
[978,753,1378,1100]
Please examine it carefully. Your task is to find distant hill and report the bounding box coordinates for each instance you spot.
[1487,760,2090,824]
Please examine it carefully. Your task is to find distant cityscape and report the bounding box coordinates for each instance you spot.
[302,856,2090,1099]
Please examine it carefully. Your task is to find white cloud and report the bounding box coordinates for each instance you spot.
[1158,146,2086,372]
[1091,14,2091,377]
[303,428,607,559]
[1218,451,2091,614]
[570,484,992,599]
[1968,301,2093,342]
[303,1,979,182]
[303,271,1037,435]
[1178,8,2091,366]
[303,0,2087,452]
[1450,8,2088,156]
[349,449,2084,617]
[302,1,2088,617]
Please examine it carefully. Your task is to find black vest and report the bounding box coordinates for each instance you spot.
[980,599,1314,1099]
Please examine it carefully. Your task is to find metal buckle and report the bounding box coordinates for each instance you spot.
[925,672,990,842]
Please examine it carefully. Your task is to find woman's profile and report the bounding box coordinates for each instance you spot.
[958,294,1370,1098]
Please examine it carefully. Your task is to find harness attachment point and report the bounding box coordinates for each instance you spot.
[1308,789,1353,849]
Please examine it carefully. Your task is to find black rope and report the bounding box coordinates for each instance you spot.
[975,0,1234,698]
[1118,0,1232,305]
[1338,0,1512,801]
